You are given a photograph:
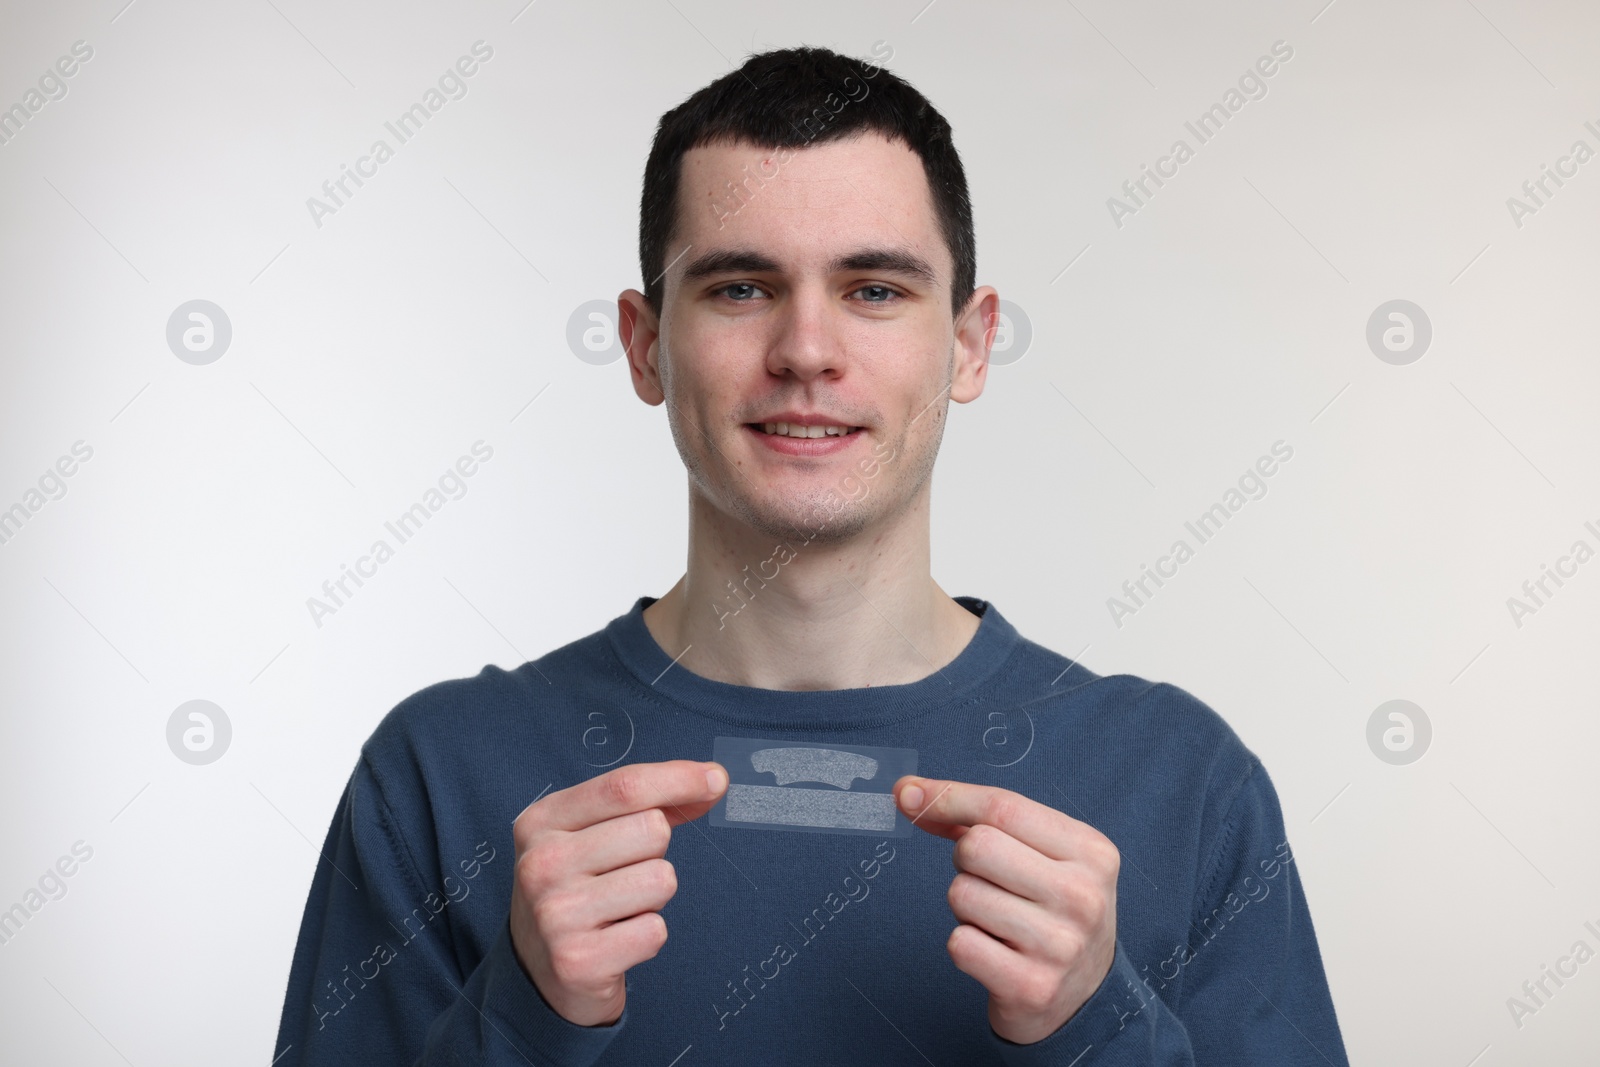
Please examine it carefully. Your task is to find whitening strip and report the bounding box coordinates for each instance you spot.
[709,736,918,837]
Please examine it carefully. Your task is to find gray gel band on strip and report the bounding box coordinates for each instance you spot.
[725,783,897,831]
[709,736,918,837]
[750,747,878,788]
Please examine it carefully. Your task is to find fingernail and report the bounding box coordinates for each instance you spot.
[706,765,727,794]
[901,782,925,810]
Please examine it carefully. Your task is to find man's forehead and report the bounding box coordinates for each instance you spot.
[680,130,921,184]
[675,133,945,280]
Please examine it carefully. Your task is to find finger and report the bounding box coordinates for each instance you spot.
[890,780,967,842]
[895,777,1078,860]
[947,872,1061,957]
[653,793,721,829]
[632,763,728,828]
[945,921,1029,994]
[950,822,1061,906]
[543,858,679,933]
[523,760,727,833]
[572,910,671,979]
[548,807,673,877]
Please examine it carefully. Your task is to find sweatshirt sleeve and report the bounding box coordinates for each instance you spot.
[988,760,1349,1066]
[271,756,627,1067]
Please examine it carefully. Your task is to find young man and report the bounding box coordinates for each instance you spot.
[274,46,1348,1065]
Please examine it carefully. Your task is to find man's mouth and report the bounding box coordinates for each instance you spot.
[747,422,864,439]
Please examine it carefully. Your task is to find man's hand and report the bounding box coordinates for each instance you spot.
[894,776,1120,1045]
[510,760,728,1026]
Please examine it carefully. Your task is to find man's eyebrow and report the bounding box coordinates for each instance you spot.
[679,247,938,287]
[829,248,938,287]
[681,248,782,281]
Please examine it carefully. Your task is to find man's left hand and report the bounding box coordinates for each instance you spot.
[894,776,1120,1045]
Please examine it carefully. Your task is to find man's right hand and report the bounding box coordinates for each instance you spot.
[509,759,728,1026]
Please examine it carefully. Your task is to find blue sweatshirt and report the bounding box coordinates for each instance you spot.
[273,595,1348,1065]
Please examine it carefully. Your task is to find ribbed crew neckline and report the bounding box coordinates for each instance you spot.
[604,594,1021,731]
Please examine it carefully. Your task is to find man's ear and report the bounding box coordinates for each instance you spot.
[951,285,1000,404]
[618,289,664,405]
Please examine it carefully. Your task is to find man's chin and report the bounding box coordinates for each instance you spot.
[735,498,870,547]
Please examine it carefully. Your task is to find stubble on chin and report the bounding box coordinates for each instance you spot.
[723,481,868,548]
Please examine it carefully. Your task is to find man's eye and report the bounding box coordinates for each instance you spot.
[854,285,901,303]
[716,283,765,301]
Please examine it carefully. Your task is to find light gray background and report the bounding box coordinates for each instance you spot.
[2,0,1596,1063]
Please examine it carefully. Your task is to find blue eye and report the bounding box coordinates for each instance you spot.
[713,282,903,304]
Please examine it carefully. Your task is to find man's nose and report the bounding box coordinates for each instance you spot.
[764,284,845,382]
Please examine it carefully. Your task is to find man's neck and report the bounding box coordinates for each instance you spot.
[642,491,980,691]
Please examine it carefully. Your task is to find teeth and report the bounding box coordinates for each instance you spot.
[761,422,856,438]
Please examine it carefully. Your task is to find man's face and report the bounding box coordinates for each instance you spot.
[622,132,994,546]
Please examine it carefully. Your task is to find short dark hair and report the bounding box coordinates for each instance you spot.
[638,45,976,320]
